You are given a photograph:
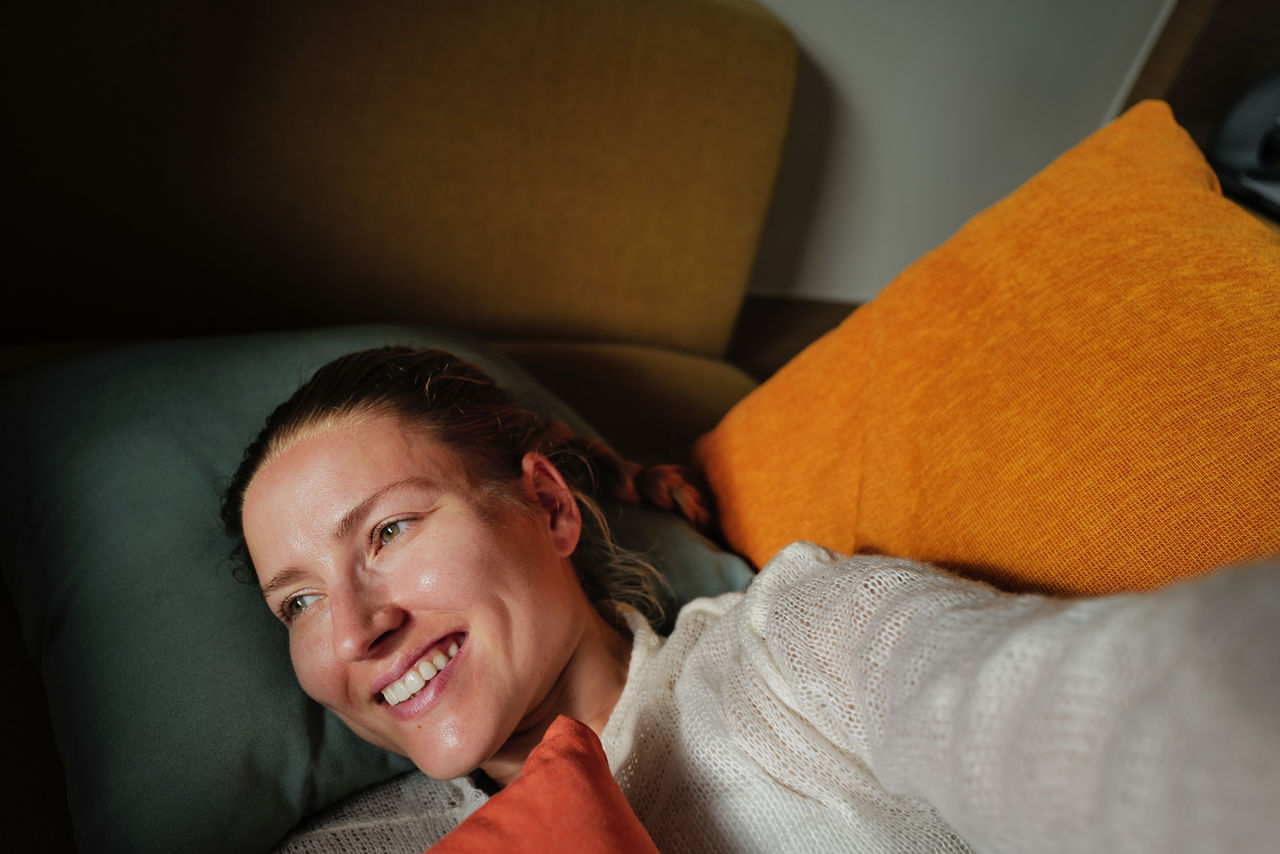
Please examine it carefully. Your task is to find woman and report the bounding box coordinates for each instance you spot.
[224,346,1279,853]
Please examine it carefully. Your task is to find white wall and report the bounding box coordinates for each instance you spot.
[749,0,1177,303]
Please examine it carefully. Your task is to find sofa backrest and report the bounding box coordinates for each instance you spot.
[8,0,796,355]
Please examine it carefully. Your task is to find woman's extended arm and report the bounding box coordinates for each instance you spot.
[748,543,1280,853]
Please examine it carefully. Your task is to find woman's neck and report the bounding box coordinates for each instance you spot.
[479,607,632,787]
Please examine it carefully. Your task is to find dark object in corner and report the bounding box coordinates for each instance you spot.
[1210,72,1280,218]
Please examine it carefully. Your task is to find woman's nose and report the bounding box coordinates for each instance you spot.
[329,586,405,662]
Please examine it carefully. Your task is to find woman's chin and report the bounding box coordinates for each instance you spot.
[403,718,508,781]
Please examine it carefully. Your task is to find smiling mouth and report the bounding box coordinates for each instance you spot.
[380,637,463,706]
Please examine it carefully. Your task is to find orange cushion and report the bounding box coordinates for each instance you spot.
[694,100,1280,596]
[428,716,658,854]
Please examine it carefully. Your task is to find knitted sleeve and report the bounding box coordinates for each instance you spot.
[746,543,1280,854]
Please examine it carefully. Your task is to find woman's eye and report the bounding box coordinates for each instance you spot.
[378,520,405,546]
[283,592,322,621]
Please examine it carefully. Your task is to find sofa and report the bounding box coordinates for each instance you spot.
[5,0,1280,851]
[5,0,801,456]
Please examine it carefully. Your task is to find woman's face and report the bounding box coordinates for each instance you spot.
[241,413,619,782]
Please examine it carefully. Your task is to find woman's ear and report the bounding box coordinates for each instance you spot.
[520,453,582,557]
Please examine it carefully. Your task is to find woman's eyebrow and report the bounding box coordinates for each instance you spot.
[332,476,442,542]
[259,476,445,600]
[260,567,309,601]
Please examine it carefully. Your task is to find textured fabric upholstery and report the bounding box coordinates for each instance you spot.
[430,717,659,854]
[9,0,796,354]
[694,101,1280,595]
[496,340,759,462]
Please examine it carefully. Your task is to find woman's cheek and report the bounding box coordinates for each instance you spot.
[289,626,335,702]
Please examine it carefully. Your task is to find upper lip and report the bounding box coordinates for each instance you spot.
[370,631,462,698]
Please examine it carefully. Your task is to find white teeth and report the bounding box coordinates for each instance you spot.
[381,641,461,706]
[402,669,425,696]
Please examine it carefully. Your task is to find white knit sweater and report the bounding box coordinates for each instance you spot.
[278,542,1280,853]
[604,542,1279,853]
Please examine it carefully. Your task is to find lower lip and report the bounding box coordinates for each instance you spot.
[383,641,465,722]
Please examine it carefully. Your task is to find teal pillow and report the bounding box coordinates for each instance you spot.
[0,325,751,853]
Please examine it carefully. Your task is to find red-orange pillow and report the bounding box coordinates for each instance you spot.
[428,716,657,854]
[694,100,1280,596]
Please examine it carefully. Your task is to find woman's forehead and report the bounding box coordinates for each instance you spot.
[252,414,468,503]
[242,416,473,558]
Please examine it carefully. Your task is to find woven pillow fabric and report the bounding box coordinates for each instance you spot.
[429,716,659,854]
[694,100,1280,595]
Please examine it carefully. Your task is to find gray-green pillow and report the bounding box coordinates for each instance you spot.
[0,325,751,853]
